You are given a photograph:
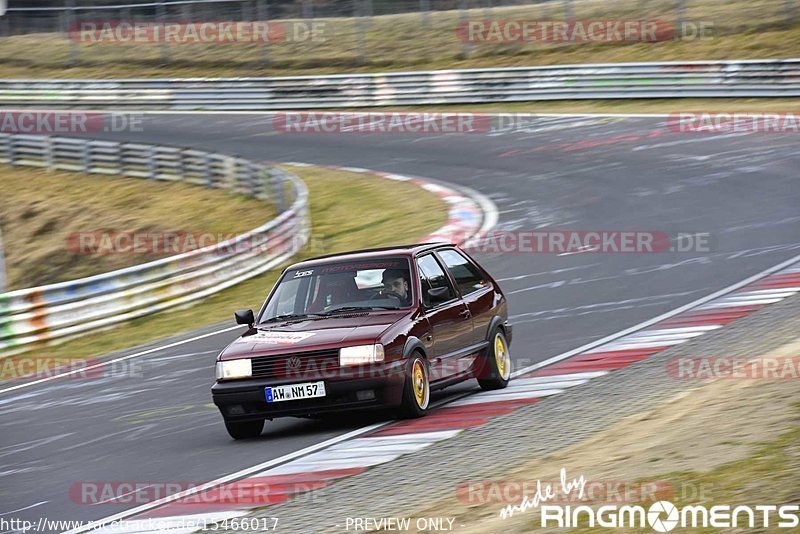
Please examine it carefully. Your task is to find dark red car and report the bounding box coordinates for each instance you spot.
[211,243,512,439]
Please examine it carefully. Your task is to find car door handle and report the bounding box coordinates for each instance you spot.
[459,309,471,318]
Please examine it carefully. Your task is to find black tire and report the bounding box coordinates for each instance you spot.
[397,353,430,419]
[224,419,264,439]
[478,329,511,391]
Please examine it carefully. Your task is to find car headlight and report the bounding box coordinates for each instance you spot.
[215,359,252,380]
[339,344,385,366]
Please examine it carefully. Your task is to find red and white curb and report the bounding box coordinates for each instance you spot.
[281,162,498,246]
[78,257,800,533]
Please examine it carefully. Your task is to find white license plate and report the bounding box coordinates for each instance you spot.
[265,381,326,403]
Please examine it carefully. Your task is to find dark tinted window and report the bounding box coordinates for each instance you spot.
[438,249,489,295]
[417,254,456,307]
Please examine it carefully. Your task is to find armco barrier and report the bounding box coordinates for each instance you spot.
[0,133,310,357]
[0,59,798,110]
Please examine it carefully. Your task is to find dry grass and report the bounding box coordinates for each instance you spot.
[404,341,800,533]
[1,165,447,364]
[0,165,272,289]
[0,0,797,78]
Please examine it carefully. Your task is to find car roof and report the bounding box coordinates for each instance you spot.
[286,242,454,270]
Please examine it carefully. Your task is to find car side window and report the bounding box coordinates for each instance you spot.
[417,254,456,308]
[437,249,489,296]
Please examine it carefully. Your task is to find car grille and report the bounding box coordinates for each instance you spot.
[250,348,340,379]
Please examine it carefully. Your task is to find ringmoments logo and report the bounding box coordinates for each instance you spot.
[499,469,799,531]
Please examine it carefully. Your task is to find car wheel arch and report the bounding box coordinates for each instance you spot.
[402,336,428,360]
[485,315,507,341]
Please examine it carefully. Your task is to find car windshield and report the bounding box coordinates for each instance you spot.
[260,257,414,321]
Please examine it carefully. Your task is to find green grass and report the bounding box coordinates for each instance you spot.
[1,0,798,78]
[0,165,273,289]
[2,165,447,368]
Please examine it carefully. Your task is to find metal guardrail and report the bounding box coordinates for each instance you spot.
[0,133,310,356]
[0,59,798,110]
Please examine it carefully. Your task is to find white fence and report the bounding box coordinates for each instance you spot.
[0,133,309,356]
[0,59,797,110]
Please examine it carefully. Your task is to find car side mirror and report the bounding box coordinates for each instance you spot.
[427,287,450,304]
[234,309,255,328]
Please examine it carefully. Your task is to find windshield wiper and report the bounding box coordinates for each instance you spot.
[259,313,325,323]
[322,306,398,315]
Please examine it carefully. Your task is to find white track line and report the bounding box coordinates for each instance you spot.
[1,109,677,118]
[61,423,388,534]
[62,392,471,534]
[510,252,800,378]
[0,326,241,395]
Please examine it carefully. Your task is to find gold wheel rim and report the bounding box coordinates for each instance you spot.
[412,360,427,407]
[495,334,509,379]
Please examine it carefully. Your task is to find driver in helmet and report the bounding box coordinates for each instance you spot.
[381,268,411,306]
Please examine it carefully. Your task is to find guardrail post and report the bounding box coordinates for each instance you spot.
[302,0,313,19]
[224,155,236,190]
[243,158,254,194]
[177,148,187,180]
[156,0,170,63]
[457,0,471,58]
[418,0,431,61]
[355,0,367,64]
[65,0,79,67]
[419,0,431,30]
[203,152,213,187]
[110,141,121,174]
[483,0,493,20]
[0,10,9,38]
[270,168,287,212]
[676,0,686,33]
[563,0,573,20]
[257,0,270,65]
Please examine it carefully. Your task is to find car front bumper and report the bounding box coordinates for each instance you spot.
[211,363,406,421]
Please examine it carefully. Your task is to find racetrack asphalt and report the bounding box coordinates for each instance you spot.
[1,113,797,530]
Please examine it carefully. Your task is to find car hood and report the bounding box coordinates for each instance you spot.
[219,311,409,360]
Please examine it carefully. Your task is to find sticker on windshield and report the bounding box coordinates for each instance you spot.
[294,269,313,278]
[320,261,402,273]
[251,332,316,345]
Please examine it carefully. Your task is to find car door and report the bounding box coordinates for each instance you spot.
[416,253,474,381]
[436,248,495,346]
